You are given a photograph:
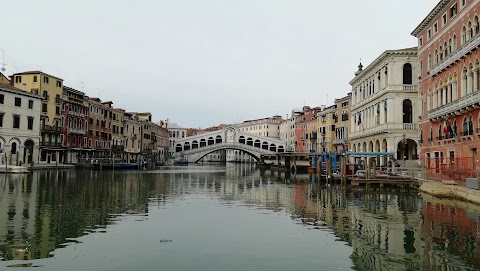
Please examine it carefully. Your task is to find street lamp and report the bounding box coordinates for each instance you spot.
[0,49,6,72]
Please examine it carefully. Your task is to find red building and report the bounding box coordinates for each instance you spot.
[412,0,480,182]
[61,86,89,164]
[295,106,321,152]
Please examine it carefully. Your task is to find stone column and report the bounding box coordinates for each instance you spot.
[474,69,479,92]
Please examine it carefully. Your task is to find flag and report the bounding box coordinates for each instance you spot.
[357,113,362,126]
[443,118,448,136]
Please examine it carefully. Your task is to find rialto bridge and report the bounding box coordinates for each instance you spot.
[173,126,286,163]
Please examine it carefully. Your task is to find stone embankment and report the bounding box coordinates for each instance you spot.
[419,180,480,205]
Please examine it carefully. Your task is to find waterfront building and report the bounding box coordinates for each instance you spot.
[0,83,42,165]
[167,122,187,157]
[295,107,321,153]
[123,112,141,163]
[153,121,169,165]
[238,115,284,138]
[111,108,125,161]
[88,98,113,158]
[316,105,336,155]
[349,48,419,168]
[12,71,65,163]
[333,93,352,155]
[411,0,480,181]
[305,117,319,153]
[61,86,89,164]
[280,109,305,152]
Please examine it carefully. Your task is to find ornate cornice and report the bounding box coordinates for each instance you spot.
[411,0,452,37]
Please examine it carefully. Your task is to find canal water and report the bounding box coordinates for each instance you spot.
[0,164,479,271]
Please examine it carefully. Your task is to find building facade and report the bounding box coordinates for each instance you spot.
[12,71,65,163]
[316,105,336,155]
[333,93,352,155]
[61,86,89,164]
[0,83,42,165]
[123,112,142,163]
[412,0,480,181]
[88,98,112,158]
[349,48,419,168]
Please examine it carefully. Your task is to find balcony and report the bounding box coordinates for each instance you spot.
[55,97,62,104]
[403,123,416,130]
[68,110,85,117]
[320,142,327,147]
[333,138,346,145]
[43,95,50,101]
[352,85,418,110]
[68,127,87,135]
[41,125,60,134]
[40,142,62,148]
[430,32,480,76]
[349,123,417,140]
[427,90,480,120]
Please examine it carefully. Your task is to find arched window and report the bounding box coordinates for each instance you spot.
[463,117,469,136]
[403,99,413,123]
[403,63,412,84]
[469,116,474,135]
[438,124,442,140]
[462,26,467,44]
[11,142,17,154]
[430,127,433,141]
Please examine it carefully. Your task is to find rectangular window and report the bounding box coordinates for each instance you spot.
[42,103,47,113]
[28,100,34,109]
[33,75,38,83]
[427,29,432,39]
[15,76,21,83]
[461,0,466,9]
[0,94,3,104]
[433,22,438,33]
[450,4,457,18]
[442,13,447,26]
[13,115,20,129]
[43,76,49,84]
[27,117,34,130]
[55,106,60,115]
[56,80,62,88]
[14,97,21,107]
[0,113,3,127]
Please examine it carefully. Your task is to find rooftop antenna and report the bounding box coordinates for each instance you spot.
[0,49,6,72]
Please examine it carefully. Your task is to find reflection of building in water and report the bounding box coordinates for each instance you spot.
[349,193,423,270]
[420,194,480,269]
[0,171,169,261]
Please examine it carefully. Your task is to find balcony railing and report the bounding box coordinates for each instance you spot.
[352,85,417,110]
[68,110,85,117]
[41,125,60,134]
[333,138,346,145]
[427,90,480,120]
[40,142,62,147]
[430,32,480,76]
[55,97,62,104]
[349,123,417,140]
[68,127,87,134]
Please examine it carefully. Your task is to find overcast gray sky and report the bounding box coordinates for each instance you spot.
[2,0,437,128]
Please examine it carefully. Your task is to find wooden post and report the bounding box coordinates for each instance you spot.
[4,152,8,174]
[25,149,30,168]
[55,151,58,168]
[112,151,115,172]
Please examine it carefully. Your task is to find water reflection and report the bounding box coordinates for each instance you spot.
[0,164,479,271]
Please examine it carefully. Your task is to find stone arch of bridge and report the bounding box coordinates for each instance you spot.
[193,146,262,163]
